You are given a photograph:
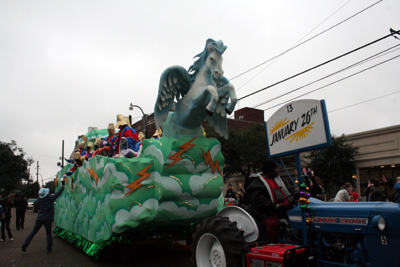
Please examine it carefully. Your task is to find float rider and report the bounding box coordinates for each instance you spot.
[84,142,94,160]
[76,141,86,157]
[112,114,139,156]
[93,138,101,151]
[64,152,84,190]
[134,132,145,152]
[104,123,115,143]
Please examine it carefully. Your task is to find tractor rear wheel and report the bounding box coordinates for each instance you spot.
[191,216,246,267]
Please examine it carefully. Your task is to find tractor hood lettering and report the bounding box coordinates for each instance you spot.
[312,217,368,225]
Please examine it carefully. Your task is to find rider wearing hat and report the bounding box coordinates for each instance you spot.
[112,114,139,156]
[77,141,87,156]
[84,141,94,160]
[104,123,116,143]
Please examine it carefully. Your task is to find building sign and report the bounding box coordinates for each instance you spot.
[265,99,332,157]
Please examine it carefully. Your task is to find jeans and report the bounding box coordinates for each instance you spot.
[22,220,53,251]
[1,217,13,240]
[16,210,26,229]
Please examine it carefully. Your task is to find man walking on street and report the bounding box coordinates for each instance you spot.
[21,180,65,253]
[14,194,28,230]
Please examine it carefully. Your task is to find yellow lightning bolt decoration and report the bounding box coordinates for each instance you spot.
[124,163,154,198]
[87,166,100,184]
[165,136,197,169]
[201,149,223,177]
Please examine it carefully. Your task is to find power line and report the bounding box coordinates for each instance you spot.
[230,0,383,81]
[237,29,400,102]
[252,43,400,108]
[235,0,353,93]
[262,54,400,111]
[329,90,400,113]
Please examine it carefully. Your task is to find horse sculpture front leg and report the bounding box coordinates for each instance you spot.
[217,83,237,115]
[204,85,219,116]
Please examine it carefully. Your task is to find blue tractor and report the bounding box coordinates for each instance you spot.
[191,183,400,266]
[287,195,400,266]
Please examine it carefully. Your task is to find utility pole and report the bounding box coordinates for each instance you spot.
[37,161,39,188]
[27,168,30,198]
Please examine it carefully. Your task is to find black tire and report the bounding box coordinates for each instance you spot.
[191,216,246,267]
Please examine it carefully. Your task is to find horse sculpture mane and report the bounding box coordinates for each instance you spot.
[154,38,237,139]
[188,39,227,84]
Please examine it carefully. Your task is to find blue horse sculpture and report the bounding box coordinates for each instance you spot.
[154,39,237,139]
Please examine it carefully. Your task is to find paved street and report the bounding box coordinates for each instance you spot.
[0,210,193,267]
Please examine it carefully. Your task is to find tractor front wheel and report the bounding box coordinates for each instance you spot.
[191,216,246,267]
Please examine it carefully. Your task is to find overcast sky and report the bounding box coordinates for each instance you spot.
[1,0,399,183]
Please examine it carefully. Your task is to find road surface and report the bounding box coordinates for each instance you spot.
[0,209,193,267]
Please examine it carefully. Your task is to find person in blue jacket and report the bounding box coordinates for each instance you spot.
[21,180,65,253]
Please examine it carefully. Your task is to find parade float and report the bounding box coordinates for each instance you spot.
[53,38,238,260]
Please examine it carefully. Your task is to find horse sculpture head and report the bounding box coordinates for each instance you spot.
[189,39,227,84]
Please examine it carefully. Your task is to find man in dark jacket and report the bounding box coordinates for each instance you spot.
[14,194,28,230]
[225,184,236,199]
[21,180,65,253]
[244,159,298,243]
[1,193,16,241]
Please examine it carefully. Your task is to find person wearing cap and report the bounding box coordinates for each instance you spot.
[244,159,298,243]
[21,180,65,253]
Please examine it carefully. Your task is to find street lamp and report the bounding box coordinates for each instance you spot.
[129,103,148,139]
